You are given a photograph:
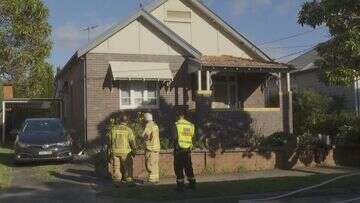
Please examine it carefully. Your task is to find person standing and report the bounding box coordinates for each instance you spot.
[110,114,136,186]
[142,113,161,184]
[173,110,196,191]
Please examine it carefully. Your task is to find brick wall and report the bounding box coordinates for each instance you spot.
[85,53,194,142]
[56,59,85,142]
[58,52,288,143]
[105,146,358,178]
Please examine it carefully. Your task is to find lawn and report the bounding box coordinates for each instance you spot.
[98,173,360,201]
[0,147,14,190]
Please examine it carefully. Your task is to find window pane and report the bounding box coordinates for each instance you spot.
[132,82,144,106]
[121,98,131,106]
[121,82,131,106]
[147,82,158,99]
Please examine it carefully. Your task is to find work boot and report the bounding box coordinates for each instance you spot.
[176,181,185,192]
[188,179,196,190]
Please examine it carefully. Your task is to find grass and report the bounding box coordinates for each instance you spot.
[29,164,64,182]
[0,147,14,190]
[98,173,360,201]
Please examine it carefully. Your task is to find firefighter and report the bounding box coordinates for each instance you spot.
[142,113,161,184]
[173,110,196,191]
[110,114,136,186]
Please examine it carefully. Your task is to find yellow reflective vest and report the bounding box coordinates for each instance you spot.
[144,121,161,152]
[176,118,195,149]
[110,123,135,155]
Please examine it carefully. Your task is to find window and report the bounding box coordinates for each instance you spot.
[120,81,159,109]
[166,10,191,22]
[212,74,239,109]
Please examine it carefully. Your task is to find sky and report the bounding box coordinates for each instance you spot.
[43,0,330,68]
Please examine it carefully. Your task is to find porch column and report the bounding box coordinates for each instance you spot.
[280,72,293,134]
[2,101,5,144]
[197,70,202,91]
[206,70,210,91]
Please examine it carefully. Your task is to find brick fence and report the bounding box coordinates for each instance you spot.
[105,146,360,178]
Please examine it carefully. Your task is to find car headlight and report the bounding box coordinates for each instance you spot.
[56,141,71,147]
[18,142,30,148]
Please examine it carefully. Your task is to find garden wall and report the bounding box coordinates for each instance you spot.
[122,146,360,178]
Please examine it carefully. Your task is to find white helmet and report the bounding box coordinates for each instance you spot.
[144,113,153,122]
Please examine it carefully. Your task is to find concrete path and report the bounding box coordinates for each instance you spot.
[158,166,356,185]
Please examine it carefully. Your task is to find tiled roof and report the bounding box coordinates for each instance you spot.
[201,55,289,70]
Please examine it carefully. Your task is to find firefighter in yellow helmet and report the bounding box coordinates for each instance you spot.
[173,110,196,191]
[110,114,136,186]
[142,112,161,185]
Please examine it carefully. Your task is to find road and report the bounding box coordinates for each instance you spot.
[1,162,360,203]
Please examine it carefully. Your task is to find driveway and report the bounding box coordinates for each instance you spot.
[0,162,99,203]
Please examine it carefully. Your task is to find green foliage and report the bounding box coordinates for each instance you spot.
[247,133,265,149]
[298,0,360,86]
[293,90,330,135]
[297,132,318,150]
[0,0,52,81]
[129,112,146,150]
[265,132,291,147]
[14,62,54,98]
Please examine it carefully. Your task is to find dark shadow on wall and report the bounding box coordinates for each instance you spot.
[197,107,255,157]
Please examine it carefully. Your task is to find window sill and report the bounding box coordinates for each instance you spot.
[120,106,159,110]
[211,108,281,112]
[164,18,192,23]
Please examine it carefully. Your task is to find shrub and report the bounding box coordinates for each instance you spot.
[297,132,318,150]
[265,132,291,147]
[293,90,330,135]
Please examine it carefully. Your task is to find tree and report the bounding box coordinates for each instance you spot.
[14,62,54,98]
[298,0,360,86]
[0,0,52,81]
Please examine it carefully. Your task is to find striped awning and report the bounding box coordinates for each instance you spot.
[109,61,173,81]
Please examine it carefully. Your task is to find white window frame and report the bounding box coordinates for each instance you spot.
[119,81,160,110]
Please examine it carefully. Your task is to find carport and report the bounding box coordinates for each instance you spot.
[1,98,63,144]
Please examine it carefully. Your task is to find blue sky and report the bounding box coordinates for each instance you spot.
[44,0,330,68]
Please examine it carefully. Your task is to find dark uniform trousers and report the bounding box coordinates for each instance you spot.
[174,149,195,183]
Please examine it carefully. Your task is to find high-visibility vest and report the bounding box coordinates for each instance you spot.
[144,121,161,152]
[176,119,195,149]
[111,123,134,155]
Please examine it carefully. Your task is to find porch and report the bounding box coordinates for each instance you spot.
[190,55,293,137]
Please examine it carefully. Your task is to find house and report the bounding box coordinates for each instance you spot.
[55,0,293,144]
[290,48,360,113]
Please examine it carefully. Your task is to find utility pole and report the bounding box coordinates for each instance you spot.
[81,25,99,43]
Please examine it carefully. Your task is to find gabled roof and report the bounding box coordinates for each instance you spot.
[76,0,272,61]
[186,0,272,62]
[77,0,201,58]
[288,48,322,73]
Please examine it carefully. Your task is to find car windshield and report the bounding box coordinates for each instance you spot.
[22,120,64,135]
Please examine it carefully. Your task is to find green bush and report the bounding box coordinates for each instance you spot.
[297,132,318,150]
[265,132,291,147]
[293,90,330,135]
